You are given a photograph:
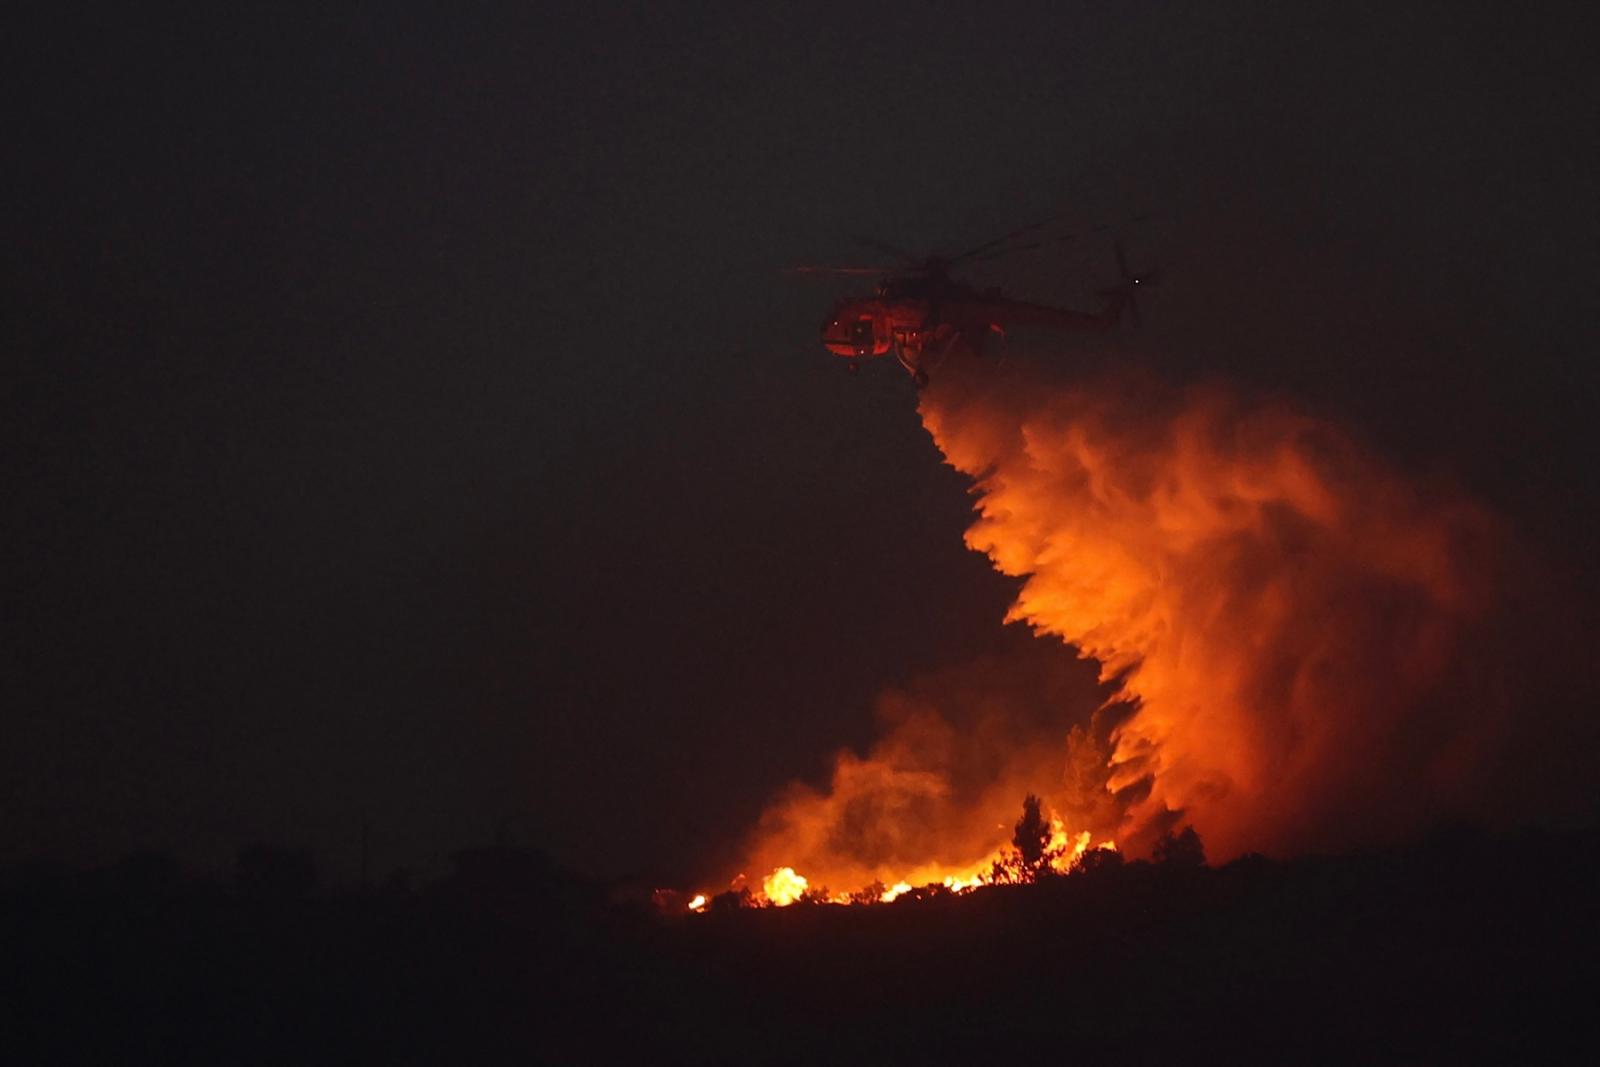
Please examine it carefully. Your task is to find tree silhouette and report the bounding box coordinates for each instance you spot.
[1153,826,1206,869]
[992,795,1063,883]
[1014,794,1052,871]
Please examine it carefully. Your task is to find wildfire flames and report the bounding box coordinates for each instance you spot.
[687,353,1507,911]
[746,820,1114,908]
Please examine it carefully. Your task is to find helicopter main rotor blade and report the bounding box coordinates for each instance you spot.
[785,265,892,276]
[947,215,1061,266]
[960,212,1155,267]
[847,234,918,265]
[970,234,1074,262]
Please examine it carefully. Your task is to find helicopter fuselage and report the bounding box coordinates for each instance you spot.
[820,288,1119,371]
[804,221,1153,382]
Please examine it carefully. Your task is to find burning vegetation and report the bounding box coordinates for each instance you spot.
[746,795,1115,908]
[695,793,1119,911]
[685,353,1508,913]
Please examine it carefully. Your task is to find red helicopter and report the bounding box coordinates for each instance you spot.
[794,217,1158,386]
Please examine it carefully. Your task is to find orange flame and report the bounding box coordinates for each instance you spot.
[708,807,1117,910]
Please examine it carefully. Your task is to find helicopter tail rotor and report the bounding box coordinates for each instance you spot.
[1099,239,1162,326]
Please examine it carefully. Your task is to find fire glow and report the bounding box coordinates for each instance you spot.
[699,802,1116,910]
[687,354,1505,912]
[745,818,1113,907]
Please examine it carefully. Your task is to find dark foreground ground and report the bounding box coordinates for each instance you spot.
[6,826,1599,1064]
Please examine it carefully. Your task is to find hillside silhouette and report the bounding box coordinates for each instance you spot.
[6,824,1600,1063]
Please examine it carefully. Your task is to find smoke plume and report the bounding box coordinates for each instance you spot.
[741,641,1120,896]
[738,351,1536,897]
[919,356,1505,861]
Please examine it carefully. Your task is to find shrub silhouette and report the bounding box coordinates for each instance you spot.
[850,881,888,905]
[1072,846,1125,876]
[710,887,751,914]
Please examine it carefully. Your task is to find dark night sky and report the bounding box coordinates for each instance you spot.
[7,3,1598,883]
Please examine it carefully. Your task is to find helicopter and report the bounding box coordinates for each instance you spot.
[794,216,1159,386]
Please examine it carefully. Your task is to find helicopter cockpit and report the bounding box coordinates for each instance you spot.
[821,312,888,358]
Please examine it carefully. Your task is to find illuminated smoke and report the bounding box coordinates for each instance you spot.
[919,357,1504,861]
[728,351,1515,903]
[736,632,1124,901]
